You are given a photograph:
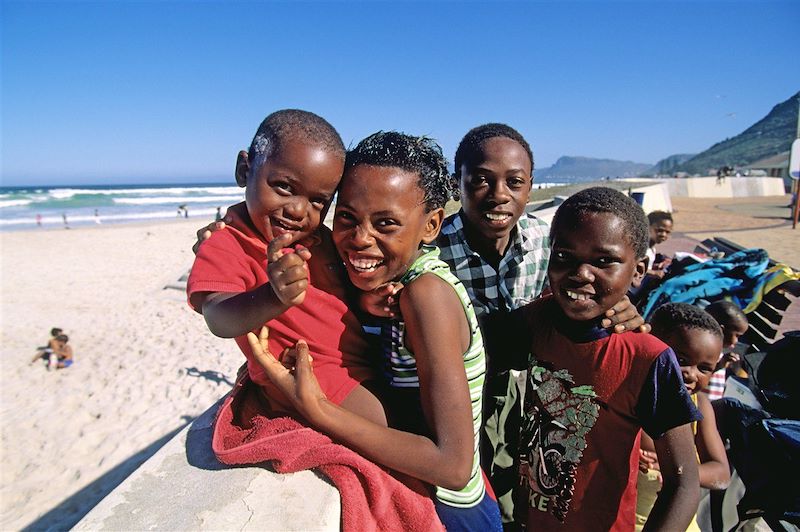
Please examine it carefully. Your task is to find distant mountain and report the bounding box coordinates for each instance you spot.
[676,91,799,175]
[536,156,652,182]
[648,153,695,176]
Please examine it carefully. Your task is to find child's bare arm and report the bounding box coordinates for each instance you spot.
[644,424,700,531]
[200,233,312,338]
[695,393,731,490]
[248,275,475,490]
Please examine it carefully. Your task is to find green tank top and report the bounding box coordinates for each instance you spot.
[391,246,487,508]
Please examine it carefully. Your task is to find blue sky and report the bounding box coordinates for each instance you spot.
[2,0,799,186]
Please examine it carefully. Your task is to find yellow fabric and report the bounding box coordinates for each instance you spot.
[743,264,800,314]
[635,395,700,530]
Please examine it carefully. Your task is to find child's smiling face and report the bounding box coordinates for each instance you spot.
[658,327,722,394]
[549,211,646,322]
[238,142,342,244]
[458,137,532,252]
[332,164,443,292]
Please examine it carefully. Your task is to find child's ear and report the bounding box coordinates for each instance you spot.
[631,258,647,288]
[421,207,445,244]
[235,150,249,188]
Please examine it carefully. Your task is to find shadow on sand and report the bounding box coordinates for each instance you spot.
[185,366,235,387]
[22,417,194,532]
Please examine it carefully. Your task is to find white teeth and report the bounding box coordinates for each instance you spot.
[485,213,510,221]
[566,290,591,301]
[350,258,383,272]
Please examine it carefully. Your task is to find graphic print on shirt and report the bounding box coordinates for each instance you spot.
[519,365,599,523]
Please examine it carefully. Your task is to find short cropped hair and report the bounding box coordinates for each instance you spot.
[55,334,69,343]
[551,187,649,259]
[705,300,748,328]
[51,327,63,337]
[650,302,723,339]
[247,109,345,172]
[648,210,673,225]
[345,131,451,211]
[453,123,534,181]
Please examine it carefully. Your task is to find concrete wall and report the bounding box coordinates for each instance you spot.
[531,182,673,225]
[662,176,785,198]
[74,401,340,531]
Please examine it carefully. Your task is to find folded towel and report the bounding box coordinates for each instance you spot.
[212,371,443,532]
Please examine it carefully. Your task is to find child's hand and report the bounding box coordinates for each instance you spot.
[638,449,661,474]
[360,282,404,318]
[247,326,327,422]
[267,233,313,308]
[653,257,672,271]
[720,351,740,367]
[192,219,230,255]
[601,295,651,334]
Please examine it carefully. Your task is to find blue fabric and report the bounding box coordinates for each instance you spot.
[433,491,503,532]
[636,349,703,438]
[642,249,770,319]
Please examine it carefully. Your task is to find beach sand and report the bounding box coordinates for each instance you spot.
[0,219,242,530]
[0,194,797,531]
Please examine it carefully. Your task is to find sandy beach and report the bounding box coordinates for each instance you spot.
[0,193,797,531]
[0,219,242,530]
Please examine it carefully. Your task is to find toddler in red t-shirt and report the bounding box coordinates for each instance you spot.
[187,109,385,425]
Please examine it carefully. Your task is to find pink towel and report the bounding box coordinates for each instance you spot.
[211,372,443,532]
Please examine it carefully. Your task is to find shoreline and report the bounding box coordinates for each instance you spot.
[0,215,219,234]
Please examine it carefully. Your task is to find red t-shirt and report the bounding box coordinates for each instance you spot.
[517,297,700,531]
[187,202,375,409]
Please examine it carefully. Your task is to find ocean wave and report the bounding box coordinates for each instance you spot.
[113,195,243,205]
[0,199,34,208]
[48,186,242,199]
[0,207,222,227]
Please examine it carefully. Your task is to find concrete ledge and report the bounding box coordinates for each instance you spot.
[74,400,340,531]
[663,176,785,198]
[531,182,673,224]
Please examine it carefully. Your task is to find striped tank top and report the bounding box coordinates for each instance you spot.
[389,246,487,508]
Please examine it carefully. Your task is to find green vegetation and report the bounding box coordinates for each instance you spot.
[675,91,799,175]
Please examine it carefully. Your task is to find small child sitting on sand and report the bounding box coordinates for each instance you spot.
[31,328,74,370]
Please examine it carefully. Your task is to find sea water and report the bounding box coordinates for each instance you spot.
[0,183,245,231]
[0,180,568,232]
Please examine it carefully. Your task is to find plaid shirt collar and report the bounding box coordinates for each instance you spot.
[441,210,540,258]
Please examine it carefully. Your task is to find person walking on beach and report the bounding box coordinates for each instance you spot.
[215,206,223,222]
[36,213,42,227]
[94,209,101,224]
[62,213,69,229]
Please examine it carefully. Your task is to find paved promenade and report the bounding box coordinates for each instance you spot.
[667,194,799,269]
